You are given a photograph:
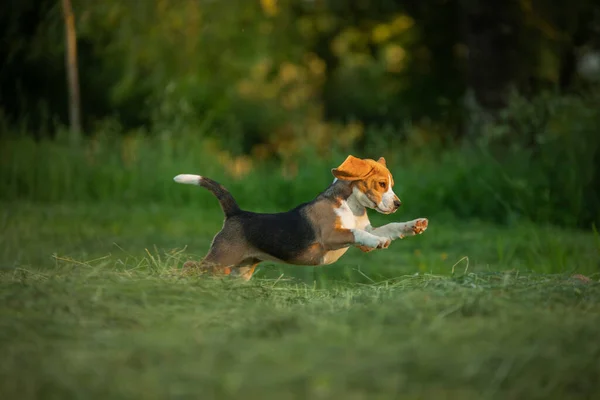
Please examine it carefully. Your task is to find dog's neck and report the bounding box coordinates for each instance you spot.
[322,179,366,216]
[345,188,367,216]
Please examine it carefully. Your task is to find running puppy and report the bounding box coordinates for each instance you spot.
[174,155,428,280]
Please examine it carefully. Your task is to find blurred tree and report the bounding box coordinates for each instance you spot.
[1,0,599,146]
[61,0,82,135]
[0,0,66,136]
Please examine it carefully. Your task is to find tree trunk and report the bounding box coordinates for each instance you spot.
[61,0,82,135]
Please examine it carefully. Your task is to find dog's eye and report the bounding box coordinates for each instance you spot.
[379,182,386,189]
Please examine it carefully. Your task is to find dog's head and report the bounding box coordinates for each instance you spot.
[332,155,402,214]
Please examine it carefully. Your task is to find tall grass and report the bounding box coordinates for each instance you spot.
[2,93,599,229]
[0,129,336,212]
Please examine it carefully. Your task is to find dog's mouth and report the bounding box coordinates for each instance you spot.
[375,206,397,214]
[360,193,398,214]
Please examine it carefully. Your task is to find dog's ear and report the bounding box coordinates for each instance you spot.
[377,157,387,167]
[332,155,373,181]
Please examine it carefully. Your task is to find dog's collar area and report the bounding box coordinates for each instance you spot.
[328,180,374,215]
[347,188,371,216]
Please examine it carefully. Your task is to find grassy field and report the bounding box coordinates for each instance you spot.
[1,200,600,399]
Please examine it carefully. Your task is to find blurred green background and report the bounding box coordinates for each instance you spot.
[2,2,600,399]
[2,0,600,230]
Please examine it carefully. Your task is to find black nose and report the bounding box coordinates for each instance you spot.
[394,200,402,208]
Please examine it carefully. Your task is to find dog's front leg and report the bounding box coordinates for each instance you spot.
[326,228,391,250]
[366,218,428,241]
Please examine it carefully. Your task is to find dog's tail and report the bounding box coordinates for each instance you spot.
[173,174,241,217]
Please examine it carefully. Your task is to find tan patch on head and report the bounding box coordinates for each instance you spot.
[332,155,394,206]
[332,155,392,182]
[331,155,375,181]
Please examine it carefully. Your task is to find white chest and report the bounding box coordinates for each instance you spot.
[334,201,356,229]
[333,200,370,230]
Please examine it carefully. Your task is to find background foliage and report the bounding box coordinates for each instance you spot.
[1,0,600,228]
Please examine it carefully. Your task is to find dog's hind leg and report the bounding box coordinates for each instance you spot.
[182,259,233,276]
[183,231,252,278]
[231,260,261,281]
[191,249,240,277]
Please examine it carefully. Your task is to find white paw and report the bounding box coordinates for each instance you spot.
[375,236,391,249]
[400,218,429,235]
[359,232,391,249]
[411,218,428,235]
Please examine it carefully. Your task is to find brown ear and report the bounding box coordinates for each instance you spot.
[377,157,387,167]
[331,155,373,181]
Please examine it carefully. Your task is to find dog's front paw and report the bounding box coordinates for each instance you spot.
[354,230,391,249]
[377,236,391,249]
[412,218,428,235]
[367,235,391,249]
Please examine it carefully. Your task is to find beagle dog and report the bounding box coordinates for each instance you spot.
[174,155,428,280]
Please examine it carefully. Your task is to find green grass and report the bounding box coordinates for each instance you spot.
[1,78,600,399]
[3,202,599,279]
[2,267,600,399]
[1,201,600,399]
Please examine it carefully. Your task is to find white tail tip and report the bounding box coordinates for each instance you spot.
[173,174,202,185]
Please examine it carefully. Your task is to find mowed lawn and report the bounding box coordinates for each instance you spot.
[1,201,600,399]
